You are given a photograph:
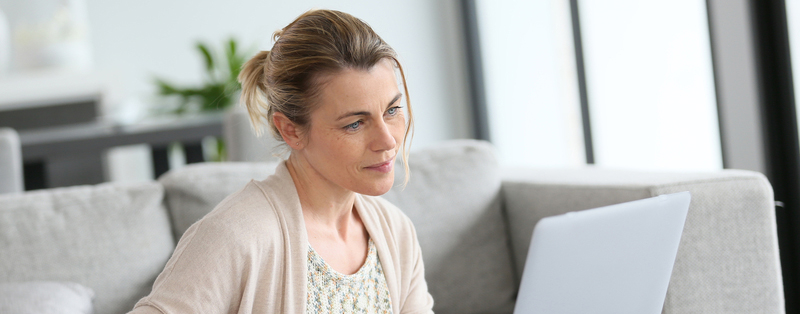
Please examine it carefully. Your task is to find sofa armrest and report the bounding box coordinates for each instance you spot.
[0,128,23,194]
[501,167,784,314]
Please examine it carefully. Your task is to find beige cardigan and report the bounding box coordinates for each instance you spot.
[130,162,434,314]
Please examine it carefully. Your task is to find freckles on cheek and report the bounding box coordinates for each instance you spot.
[332,129,348,141]
[332,133,356,148]
[326,131,361,163]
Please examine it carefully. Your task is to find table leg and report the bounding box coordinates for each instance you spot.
[151,146,170,179]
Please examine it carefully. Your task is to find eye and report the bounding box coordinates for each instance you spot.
[344,120,362,131]
[386,106,402,116]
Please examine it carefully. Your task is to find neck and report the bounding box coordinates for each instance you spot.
[286,153,357,232]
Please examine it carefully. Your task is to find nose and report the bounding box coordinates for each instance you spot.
[371,119,397,152]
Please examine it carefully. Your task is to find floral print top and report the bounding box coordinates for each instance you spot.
[306,239,393,314]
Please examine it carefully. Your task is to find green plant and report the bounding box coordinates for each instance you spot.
[155,38,249,114]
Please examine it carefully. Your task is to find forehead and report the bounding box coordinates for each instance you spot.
[313,60,400,115]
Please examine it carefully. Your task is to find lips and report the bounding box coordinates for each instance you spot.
[365,158,394,173]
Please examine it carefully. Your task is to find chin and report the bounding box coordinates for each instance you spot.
[357,176,395,196]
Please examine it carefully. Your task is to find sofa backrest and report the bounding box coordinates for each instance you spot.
[501,167,783,314]
[0,182,174,314]
[382,140,517,314]
[160,139,518,314]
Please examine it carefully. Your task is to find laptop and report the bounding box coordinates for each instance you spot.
[513,191,691,314]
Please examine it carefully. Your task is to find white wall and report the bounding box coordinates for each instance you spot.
[85,0,472,149]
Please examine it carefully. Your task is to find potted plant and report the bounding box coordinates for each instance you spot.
[154,38,251,161]
[155,38,248,113]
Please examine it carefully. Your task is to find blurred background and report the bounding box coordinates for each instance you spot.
[0,0,473,187]
[3,0,800,310]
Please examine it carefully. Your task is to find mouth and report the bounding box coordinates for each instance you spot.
[365,157,395,173]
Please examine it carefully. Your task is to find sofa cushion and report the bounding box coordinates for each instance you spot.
[501,168,783,314]
[382,140,517,314]
[0,182,174,314]
[0,281,94,314]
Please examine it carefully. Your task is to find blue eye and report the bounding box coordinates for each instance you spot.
[387,106,401,116]
[345,121,362,130]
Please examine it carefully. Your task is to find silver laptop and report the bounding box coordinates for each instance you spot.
[513,192,690,314]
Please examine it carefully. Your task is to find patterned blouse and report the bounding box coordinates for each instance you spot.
[306,239,393,314]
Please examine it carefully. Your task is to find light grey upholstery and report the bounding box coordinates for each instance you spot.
[222,105,282,162]
[502,167,784,314]
[0,182,174,314]
[0,140,785,313]
[382,140,517,314]
[0,127,23,193]
[0,281,94,314]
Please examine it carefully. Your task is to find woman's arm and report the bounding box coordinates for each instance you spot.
[128,218,246,313]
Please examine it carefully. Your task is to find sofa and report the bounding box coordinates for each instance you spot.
[0,127,23,194]
[0,140,784,313]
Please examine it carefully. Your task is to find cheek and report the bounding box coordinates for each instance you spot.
[308,130,351,163]
[326,134,367,166]
[389,118,406,142]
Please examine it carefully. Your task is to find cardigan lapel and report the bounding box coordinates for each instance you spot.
[257,161,309,313]
[354,194,402,313]
[260,161,403,313]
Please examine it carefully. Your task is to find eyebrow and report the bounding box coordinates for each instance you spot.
[335,93,403,121]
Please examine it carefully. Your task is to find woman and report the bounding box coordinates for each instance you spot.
[130,9,434,314]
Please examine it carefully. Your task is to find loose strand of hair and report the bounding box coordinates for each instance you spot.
[394,57,414,188]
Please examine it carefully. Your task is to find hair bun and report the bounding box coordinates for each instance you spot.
[272,28,285,42]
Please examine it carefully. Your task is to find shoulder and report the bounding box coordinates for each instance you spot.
[202,181,281,233]
[178,178,295,253]
[183,163,305,248]
[134,181,286,313]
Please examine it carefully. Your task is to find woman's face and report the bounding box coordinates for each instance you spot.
[298,58,405,196]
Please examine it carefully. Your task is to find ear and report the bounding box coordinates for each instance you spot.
[272,112,304,150]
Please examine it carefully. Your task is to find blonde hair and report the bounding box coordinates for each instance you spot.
[238,9,414,185]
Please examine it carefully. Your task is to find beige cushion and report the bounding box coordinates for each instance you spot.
[0,182,174,314]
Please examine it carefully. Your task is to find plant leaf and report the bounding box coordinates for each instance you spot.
[197,42,215,75]
[226,38,237,59]
[156,38,251,113]
[155,79,180,95]
[226,38,242,83]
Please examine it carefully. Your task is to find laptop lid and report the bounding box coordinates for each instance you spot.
[513,191,690,314]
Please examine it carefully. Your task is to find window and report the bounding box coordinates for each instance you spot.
[474,0,722,171]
